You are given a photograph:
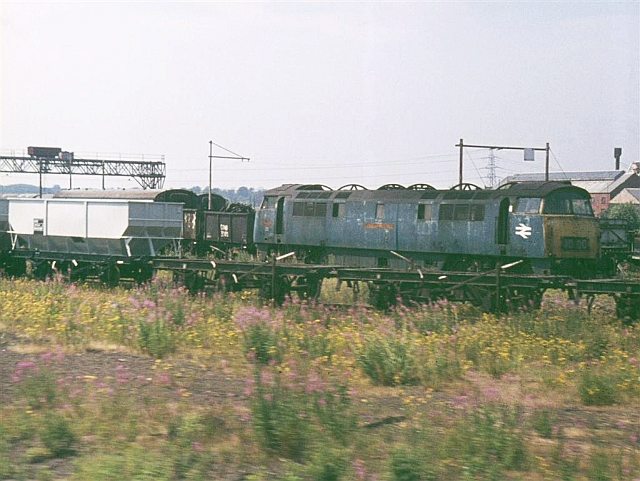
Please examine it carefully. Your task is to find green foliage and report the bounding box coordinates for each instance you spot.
[18,370,58,410]
[71,446,172,481]
[41,413,76,458]
[587,449,612,481]
[446,406,529,478]
[358,335,418,386]
[390,448,425,481]
[307,446,347,481]
[312,385,357,445]
[244,323,280,365]
[166,412,221,479]
[251,373,311,461]
[578,370,618,406]
[137,319,176,358]
[603,203,640,232]
[249,364,355,462]
[530,409,556,439]
[0,431,15,479]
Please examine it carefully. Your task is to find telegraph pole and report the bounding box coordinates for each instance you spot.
[208,141,250,210]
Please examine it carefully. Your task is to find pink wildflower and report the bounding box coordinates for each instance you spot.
[353,459,367,481]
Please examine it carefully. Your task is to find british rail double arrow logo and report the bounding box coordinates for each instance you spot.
[515,223,532,239]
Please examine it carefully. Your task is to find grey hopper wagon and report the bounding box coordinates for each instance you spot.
[6,198,183,259]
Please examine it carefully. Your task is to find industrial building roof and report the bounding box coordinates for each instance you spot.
[501,171,640,195]
[610,188,640,204]
[501,171,624,183]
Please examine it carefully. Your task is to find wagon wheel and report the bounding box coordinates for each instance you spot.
[338,184,367,191]
[32,261,53,281]
[407,183,436,190]
[4,258,27,278]
[449,183,483,191]
[260,275,292,306]
[99,264,120,287]
[377,184,405,190]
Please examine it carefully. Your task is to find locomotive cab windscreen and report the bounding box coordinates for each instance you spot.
[540,187,599,272]
[542,190,594,216]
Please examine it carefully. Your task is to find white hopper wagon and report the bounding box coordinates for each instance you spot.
[4,198,183,283]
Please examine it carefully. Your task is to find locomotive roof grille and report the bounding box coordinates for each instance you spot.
[420,191,440,199]
[334,192,352,199]
[443,191,476,200]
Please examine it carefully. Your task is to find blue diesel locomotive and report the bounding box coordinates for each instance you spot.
[254,181,600,276]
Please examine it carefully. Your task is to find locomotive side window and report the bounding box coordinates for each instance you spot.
[454,204,469,221]
[261,197,277,209]
[439,204,454,220]
[417,203,432,221]
[304,202,316,217]
[438,203,483,221]
[375,204,385,219]
[293,201,327,217]
[315,203,327,217]
[470,205,485,221]
[292,202,305,216]
[332,203,345,218]
[515,198,541,214]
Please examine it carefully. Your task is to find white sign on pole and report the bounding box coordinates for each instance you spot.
[523,148,535,162]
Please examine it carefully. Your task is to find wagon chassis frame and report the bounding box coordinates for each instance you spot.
[148,256,640,322]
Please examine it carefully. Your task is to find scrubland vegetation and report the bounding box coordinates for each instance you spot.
[0,277,638,480]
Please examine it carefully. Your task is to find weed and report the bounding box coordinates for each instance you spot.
[390,448,424,481]
[530,408,556,439]
[307,446,347,481]
[578,370,618,406]
[41,413,76,458]
[358,335,418,386]
[137,319,176,358]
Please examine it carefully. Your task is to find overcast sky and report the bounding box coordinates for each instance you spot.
[1,1,638,190]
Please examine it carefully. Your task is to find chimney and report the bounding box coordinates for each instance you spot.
[614,147,622,170]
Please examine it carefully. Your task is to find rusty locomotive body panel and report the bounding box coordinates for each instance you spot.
[255,182,600,276]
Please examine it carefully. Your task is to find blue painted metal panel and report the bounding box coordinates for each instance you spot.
[362,201,397,251]
[286,205,327,246]
[327,201,366,248]
[507,214,545,258]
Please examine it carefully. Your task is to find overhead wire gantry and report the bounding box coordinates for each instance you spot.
[0,147,166,194]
